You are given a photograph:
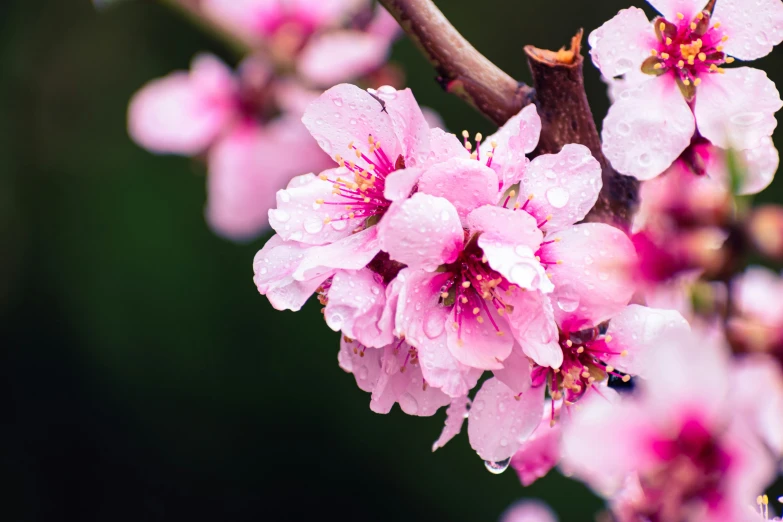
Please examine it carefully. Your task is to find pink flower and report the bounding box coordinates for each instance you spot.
[562,326,779,521]
[590,0,783,180]
[499,501,558,522]
[338,335,450,416]
[510,401,562,486]
[128,54,240,156]
[729,266,783,356]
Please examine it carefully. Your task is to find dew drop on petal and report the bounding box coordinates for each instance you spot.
[484,457,511,474]
[332,97,343,107]
[331,220,348,231]
[399,392,419,415]
[730,112,765,126]
[424,310,445,339]
[304,217,324,234]
[273,209,290,222]
[545,187,570,209]
[358,366,368,380]
[279,191,291,203]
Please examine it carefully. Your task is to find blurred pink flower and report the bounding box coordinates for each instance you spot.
[590,0,783,180]
[499,500,558,522]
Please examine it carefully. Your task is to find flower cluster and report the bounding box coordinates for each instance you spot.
[127,0,401,240]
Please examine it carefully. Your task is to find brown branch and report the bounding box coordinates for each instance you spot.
[378,0,532,126]
[378,0,638,229]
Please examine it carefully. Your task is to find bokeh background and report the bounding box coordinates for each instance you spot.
[2,1,782,520]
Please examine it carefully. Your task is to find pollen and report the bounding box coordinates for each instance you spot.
[621,375,631,382]
[604,335,613,343]
[462,281,471,288]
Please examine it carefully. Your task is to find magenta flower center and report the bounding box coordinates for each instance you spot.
[648,10,731,87]
[316,134,400,228]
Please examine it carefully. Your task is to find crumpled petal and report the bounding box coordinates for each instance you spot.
[268,169,362,245]
[602,77,695,180]
[467,377,545,462]
[604,304,690,377]
[468,205,550,293]
[324,269,391,348]
[519,144,602,232]
[543,223,637,326]
[694,67,782,151]
[378,193,463,271]
[481,105,540,191]
[128,53,237,155]
[588,8,657,84]
[432,395,471,452]
[252,235,332,311]
[504,291,562,368]
[418,158,500,222]
[493,345,533,395]
[713,0,783,61]
[298,30,390,87]
[395,269,482,397]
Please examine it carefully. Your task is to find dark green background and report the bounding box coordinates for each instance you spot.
[2,1,781,520]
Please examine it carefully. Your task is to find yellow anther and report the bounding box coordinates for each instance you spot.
[476,316,484,323]
[651,49,658,56]
[605,335,613,343]
[606,365,615,373]
[496,331,504,336]
[576,346,584,354]
[554,237,561,242]
[465,141,473,151]
[581,371,591,379]
[621,350,628,356]
[710,64,718,71]
[440,292,449,299]
[654,63,663,70]
[698,52,707,61]
[697,12,704,19]
[315,199,324,205]
[716,45,724,52]
[462,130,469,138]
[556,260,563,265]
[726,56,735,63]
[486,151,494,158]
[566,340,573,347]
[508,190,516,198]
[470,152,477,160]
[497,308,505,316]
[363,197,371,203]
[476,274,483,281]
[666,37,673,45]
[472,307,480,315]
[694,78,702,86]
[367,135,374,144]
[462,281,471,288]
[622,375,631,382]
[323,217,332,224]
[721,35,729,42]
[475,133,483,142]
[319,173,328,180]
[714,22,721,29]
[690,22,697,30]
[659,22,666,31]
[661,52,670,59]
[683,79,691,86]
[355,149,362,159]
[677,60,685,68]
[546,215,552,221]
[677,12,684,19]
[348,212,355,219]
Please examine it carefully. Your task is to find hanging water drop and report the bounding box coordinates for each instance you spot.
[484,457,511,474]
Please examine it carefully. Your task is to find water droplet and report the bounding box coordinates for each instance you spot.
[499,437,508,447]
[484,458,511,474]
[423,310,445,339]
[273,209,290,222]
[349,119,357,125]
[332,97,343,107]
[440,210,451,221]
[556,293,580,313]
[304,217,324,234]
[545,169,557,180]
[258,267,268,275]
[598,272,609,281]
[358,366,368,380]
[290,230,303,241]
[279,191,291,203]
[584,255,594,265]
[615,57,633,75]
[329,312,344,330]
[730,112,764,126]
[616,122,631,136]
[546,187,570,209]
[399,392,419,415]
[638,153,651,167]
[331,220,348,231]
[474,399,485,411]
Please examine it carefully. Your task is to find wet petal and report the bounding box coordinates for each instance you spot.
[446,301,513,370]
[293,225,382,281]
[736,137,779,196]
[713,0,783,61]
[504,291,562,368]
[468,378,545,462]
[647,0,705,19]
[694,67,782,151]
[418,158,500,221]
[493,346,533,395]
[588,8,657,83]
[510,401,561,486]
[427,128,470,164]
[298,30,390,87]
[432,395,471,451]
[378,193,463,271]
[383,166,424,202]
[338,337,385,393]
[325,269,391,348]
[481,105,540,191]
[602,77,695,180]
[520,144,602,232]
[544,223,637,326]
[381,86,432,168]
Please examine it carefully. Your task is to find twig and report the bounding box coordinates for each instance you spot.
[377,0,638,229]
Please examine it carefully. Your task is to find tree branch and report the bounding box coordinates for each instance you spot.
[377,0,638,229]
[378,0,532,126]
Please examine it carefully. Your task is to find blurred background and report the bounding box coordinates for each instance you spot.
[2,1,781,520]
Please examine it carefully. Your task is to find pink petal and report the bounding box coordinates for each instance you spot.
[427,128,470,164]
[302,84,400,164]
[298,31,390,87]
[252,235,333,311]
[604,305,690,377]
[383,167,424,202]
[694,67,782,151]
[713,0,783,61]
[378,193,463,271]
[510,402,561,486]
[588,8,657,83]
[418,158,500,221]
[268,170,362,245]
[290,0,367,27]
[732,266,783,326]
[504,290,562,368]
[370,343,451,416]
[324,269,391,348]
[730,355,783,456]
[395,270,482,397]
[202,0,281,40]
[500,501,558,522]
[467,378,545,462]
[602,77,695,180]
[736,137,779,195]
[209,118,331,240]
[127,54,237,155]
[432,395,470,451]
[481,105,540,191]
[446,299,513,370]
[274,80,322,116]
[374,86,432,168]
[647,0,706,19]
[544,223,637,326]
[493,346,533,395]
[365,4,401,42]
[520,144,602,232]
[338,336,385,393]
[293,225,382,281]
[467,205,550,293]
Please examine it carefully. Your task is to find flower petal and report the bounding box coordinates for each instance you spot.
[324,269,391,348]
[427,128,470,164]
[647,0,705,19]
[736,137,779,195]
[544,223,637,326]
[446,301,513,370]
[293,225,382,281]
[468,205,550,292]
[602,77,695,180]
[604,304,690,377]
[379,86,432,168]
[504,290,562,368]
[588,8,657,82]
[298,30,390,87]
[694,67,782,151]
[432,395,470,451]
[713,0,783,61]
[383,166,424,202]
[510,402,561,486]
[481,105,540,191]
[520,144,602,232]
[418,158,500,221]
[500,501,558,522]
[338,336,385,393]
[732,266,783,326]
[493,345,533,395]
[468,378,545,462]
[302,84,400,165]
[730,355,783,456]
[378,193,463,271]
[128,54,236,155]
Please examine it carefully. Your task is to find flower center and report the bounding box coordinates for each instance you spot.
[315,134,402,229]
[644,10,734,94]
